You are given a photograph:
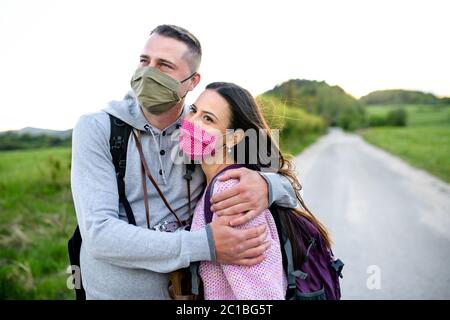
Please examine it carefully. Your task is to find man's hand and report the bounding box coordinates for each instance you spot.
[210,215,270,266]
[210,167,269,226]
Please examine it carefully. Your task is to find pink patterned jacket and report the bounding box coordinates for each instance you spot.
[190,176,287,300]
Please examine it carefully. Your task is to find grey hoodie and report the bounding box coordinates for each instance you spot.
[70,91,297,299]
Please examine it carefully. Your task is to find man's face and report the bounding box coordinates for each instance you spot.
[139,33,197,98]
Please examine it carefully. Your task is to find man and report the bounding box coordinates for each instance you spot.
[71,25,297,299]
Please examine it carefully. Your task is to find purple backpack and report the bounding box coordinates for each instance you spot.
[271,205,344,300]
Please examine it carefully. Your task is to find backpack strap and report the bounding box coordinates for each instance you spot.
[190,261,200,295]
[202,164,247,224]
[284,238,296,289]
[133,129,183,225]
[271,205,306,300]
[108,114,136,226]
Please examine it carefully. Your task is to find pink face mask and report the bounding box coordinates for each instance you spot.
[179,119,221,161]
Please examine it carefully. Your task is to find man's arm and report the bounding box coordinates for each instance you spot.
[71,114,213,273]
[258,171,298,208]
[210,167,298,226]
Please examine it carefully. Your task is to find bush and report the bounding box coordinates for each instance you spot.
[367,108,407,127]
[368,114,389,127]
[256,95,327,155]
[386,108,407,126]
[338,109,366,131]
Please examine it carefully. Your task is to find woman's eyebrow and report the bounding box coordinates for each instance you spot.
[203,110,218,120]
[192,103,218,120]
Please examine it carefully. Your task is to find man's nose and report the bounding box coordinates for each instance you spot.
[148,61,158,68]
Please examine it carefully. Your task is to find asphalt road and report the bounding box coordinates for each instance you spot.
[294,128,450,299]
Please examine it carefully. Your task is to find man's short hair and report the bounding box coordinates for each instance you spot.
[150,24,202,73]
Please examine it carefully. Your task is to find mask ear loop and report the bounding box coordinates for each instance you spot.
[211,131,235,163]
[180,72,197,99]
[222,130,243,163]
[180,72,196,83]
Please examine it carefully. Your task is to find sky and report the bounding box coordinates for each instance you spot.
[0,0,449,131]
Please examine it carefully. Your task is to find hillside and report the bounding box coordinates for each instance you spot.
[265,79,365,130]
[360,89,450,106]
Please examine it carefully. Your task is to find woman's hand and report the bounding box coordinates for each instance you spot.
[210,167,269,227]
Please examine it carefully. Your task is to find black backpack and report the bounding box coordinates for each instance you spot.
[67,114,195,300]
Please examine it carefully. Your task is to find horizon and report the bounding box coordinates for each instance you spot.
[1,0,449,131]
[2,75,449,132]
[1,81,448,132]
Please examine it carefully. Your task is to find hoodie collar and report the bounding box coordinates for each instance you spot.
[103,91,188,136]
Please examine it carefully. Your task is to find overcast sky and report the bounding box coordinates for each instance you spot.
[1,0,449,131]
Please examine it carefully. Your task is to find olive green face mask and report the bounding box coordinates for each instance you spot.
[130,66,195,114]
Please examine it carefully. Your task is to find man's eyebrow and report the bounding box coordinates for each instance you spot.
[158,58,176,66]
[139,55,175,66]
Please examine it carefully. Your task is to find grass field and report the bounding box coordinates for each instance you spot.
[360,104,450,183]
[0,147,76,299]
[365,104,450,127]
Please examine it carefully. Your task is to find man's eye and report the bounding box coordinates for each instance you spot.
[161,63,173,69]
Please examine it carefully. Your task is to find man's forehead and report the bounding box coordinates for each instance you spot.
[142,34,189,62]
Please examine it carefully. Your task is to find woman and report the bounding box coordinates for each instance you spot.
[179,82,332,300]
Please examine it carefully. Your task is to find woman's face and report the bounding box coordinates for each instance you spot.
[185,89,232,136]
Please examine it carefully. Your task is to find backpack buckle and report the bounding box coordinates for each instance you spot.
[112,136,124,149]
[331,259,344,278]
[183,163,195,181]
[114,118,125,127]
[119,160,127,168]
[292,270,308,280]
[183,171,193,181]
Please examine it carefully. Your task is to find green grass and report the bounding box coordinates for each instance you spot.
[360,104,450,183]
[365,104,450,127]
[0,147,76,299]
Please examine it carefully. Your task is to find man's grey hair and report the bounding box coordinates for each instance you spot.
[150,24,202,73]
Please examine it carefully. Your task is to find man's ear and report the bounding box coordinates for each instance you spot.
[188,72,201,91]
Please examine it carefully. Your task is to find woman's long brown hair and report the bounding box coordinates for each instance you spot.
[206,82,332,267]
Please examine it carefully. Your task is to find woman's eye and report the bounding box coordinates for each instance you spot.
[189,105,196,113]
[204,115,213,123]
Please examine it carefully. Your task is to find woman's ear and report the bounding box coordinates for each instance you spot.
[227,129,245,148]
